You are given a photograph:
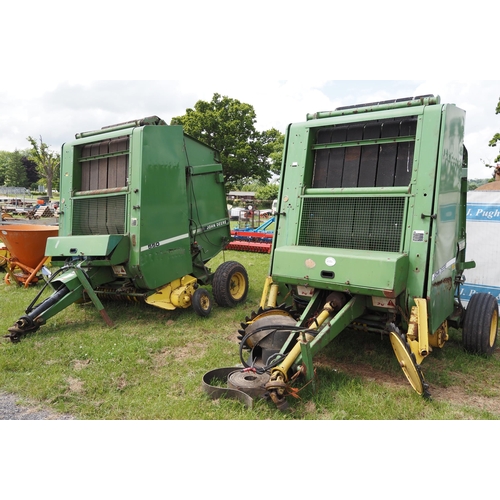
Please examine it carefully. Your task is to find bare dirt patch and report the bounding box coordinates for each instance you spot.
[72,359,91,371]
[314,353,500,416]
[0,392,74,420]
[152,342,207,369]
[66,376,85,394]
[429,385,500,415]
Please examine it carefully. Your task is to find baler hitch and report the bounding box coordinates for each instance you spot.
[6,285,70,342]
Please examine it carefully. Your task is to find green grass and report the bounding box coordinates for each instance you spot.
[1,250,500,420]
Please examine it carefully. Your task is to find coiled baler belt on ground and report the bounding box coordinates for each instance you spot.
[202,367,271,409]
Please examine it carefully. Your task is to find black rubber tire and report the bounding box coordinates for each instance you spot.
[212,261,249,307]
[192,288,213,317]
[462,292,499,356]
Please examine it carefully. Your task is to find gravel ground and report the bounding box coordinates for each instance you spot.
[0,392,74,420]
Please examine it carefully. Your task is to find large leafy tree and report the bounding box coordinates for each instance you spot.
[0,150,37,188]
[171,93,284,188]
[3,150,28,187]
[19,152,41,188]
[267,128,285,177]
[26,136,60,197]
[255,183,280,204]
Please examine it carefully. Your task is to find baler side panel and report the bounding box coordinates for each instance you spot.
[402,106,443,310]
[271,122,311,252]
[426,104,466,332]
[131,126,192,289]
[183,135,231,265]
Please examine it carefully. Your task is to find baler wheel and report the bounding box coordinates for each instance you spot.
[389,329,430,398]
[213,261,249,307]
[462,292,498,356]
[192,288,213,317]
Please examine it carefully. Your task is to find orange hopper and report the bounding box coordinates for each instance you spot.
[0,224,58,287]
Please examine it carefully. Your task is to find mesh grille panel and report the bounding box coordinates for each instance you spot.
[72,195,126,235]
[298,197,405,252]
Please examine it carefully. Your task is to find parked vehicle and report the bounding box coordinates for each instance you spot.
[230,207,246,220]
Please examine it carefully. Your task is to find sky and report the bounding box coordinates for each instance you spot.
[0,79,498,180]
[1,2,497,183]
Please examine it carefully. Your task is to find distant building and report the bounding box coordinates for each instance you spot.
[227,191,255,204]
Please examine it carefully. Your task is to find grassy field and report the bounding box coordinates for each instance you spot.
[1,249,500,420]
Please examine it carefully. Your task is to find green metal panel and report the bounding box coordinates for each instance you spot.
[184,132,231,266]
[55,119,229,292]
[401,105,444,311]
[128,125,191,289]
[426,104,466,332]
[271,106,427,299]
[128,125,229,289]
[272,246,409,297]
[58,127,136,238]
[46,234,125,258]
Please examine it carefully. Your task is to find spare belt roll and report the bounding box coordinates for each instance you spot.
[202,367,270,409]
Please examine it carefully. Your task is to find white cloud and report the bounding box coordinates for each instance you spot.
[0,79,498,180]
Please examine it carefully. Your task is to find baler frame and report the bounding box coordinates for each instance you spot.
[7,116,249,341]
[203,95,498,410]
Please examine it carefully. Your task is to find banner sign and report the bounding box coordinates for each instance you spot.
[466,204,500,222]
[463,190,500,307]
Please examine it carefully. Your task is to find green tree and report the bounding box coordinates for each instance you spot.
[171,93,283,188]
[255,183,280,204]
[3,150,28,187]
[487,98,500,168]
[0,150,9,185]
[267,129,284,176]
[21,152,41,188]
[0,150,41,189]
[26,136,60,197]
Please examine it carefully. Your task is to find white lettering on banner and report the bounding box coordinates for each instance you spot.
[466,204,500,222]
[460,284,500,304]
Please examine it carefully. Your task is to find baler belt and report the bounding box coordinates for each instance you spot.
[202,367,254,408]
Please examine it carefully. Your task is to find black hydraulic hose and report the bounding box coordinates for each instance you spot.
[25,285,70,321]
[239,324,317,373]
[25,266,68,314]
